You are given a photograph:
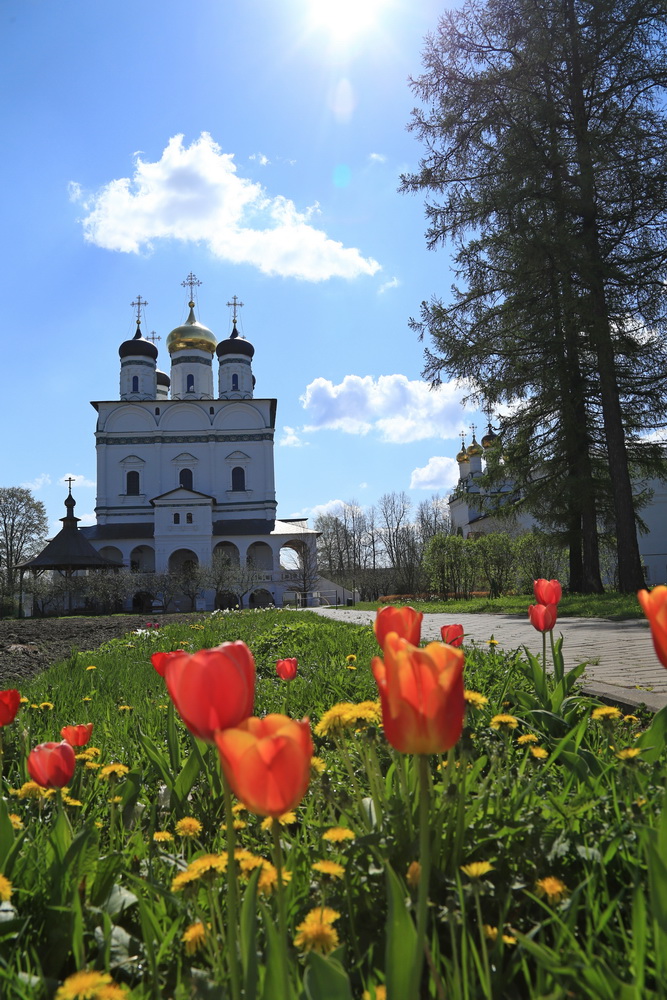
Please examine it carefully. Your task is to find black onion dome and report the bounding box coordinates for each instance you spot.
[156,369,171,387]
[119,324,158,361]
[481,426,499,449]
[216,324,255,359]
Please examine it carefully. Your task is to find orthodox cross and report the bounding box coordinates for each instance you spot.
[226,295,244,325]
[182,272,202,304]
[460,431,467,450]
[469,422,477,439]
[146,330,161,344]
[65,476,75,495]
[131,295,148,326]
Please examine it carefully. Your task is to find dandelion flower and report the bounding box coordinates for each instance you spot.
[616,747,642,762]
[623,714,640,723]
[591,706,622,721]
[294,907,341,954]
[530,746,549,760]
[86,665,97,671]
[315,703,357,736]
[175,817,203,838]
[182,921,207,955]
[39,702,54,711]
[153,831,174,843]
[63,795,83,807]
[517,733,539,745]
[346,654,357,664]
[54,970,125,999]
[117,705,133,712]
[322,827,356,843]
[464,690,489,709]
[310,756,326,774]
[14,780,53,799]
[362,988,387,1000]
[98,763,129,781]
[483,925,516,945]
[85,761,101,770]
[490,714,518,732]
[257,861,291,896]
[261,811,296,830]
[0,874,12,902]
[536,876,568,903]
[460,861,494,879]
[312,859,345,879]
[487,637,499,646]
[8,813,23,831]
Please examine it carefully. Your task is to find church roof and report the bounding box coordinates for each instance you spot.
[19,492,124,571]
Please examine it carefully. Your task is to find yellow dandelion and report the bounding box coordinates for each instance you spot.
[87,747,101,757]
[14,780,53,799]
[312,859,345,879]
[406,861,421,888]
[346,663,357,670]
[294,907,341,954]
[616,747,642,762]
[153,831,174,843]
[39,702,54,711]
[182,921,206,956]
[0,874,12,902]
[232,802,246,815]
[310,756,327,774]
[530,746,549,760]
[62,795,83,807]
[233,819,247,830]
[483,925,516,946]
[19,697,29,704]
[82,697,93,703]
[460,861,494,879]
[464,690,489,709]
[517,733,539,745]
[86,665,97,671]
[490,714,518,731]
[175,816,203,838]
[171,870,201,893]
[322,827,356,843]
[98,763,129,781]
[623,714,640,723]
[591,705,622,721]
[85,761,101,770]
[635,797,647,808]
[8,813,23,831]
[261,811,296,830]
[258,861,292,896]
[314,703,357,736]
[346,654,357,664]
[54,970,125,1000]
[487,637,499,646]
[189,854,228,876]
[108,796,123,805]
[117,705,133,712]
[536,876,569,903]
[362,987,387,1000]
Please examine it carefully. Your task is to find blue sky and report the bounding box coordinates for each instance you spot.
[1,0,481,536]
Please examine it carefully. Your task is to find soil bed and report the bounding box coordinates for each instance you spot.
[0,613,204,687]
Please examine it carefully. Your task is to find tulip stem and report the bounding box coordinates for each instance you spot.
[411,755,432,999]
[542,631,547,678]
[272,819,292,1000]
[222,773,241,1000]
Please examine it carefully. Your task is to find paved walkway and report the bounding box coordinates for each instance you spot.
[305,607,667,712]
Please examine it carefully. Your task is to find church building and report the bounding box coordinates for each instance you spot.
[80,275,319,610]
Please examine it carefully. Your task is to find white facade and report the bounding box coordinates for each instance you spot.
[81,293,320,609]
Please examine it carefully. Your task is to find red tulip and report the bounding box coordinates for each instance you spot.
[215,713,313,817]
[164,642,255,743]
[0,689,20,727]
[533,579,562,606]
[638,585,667,669]
[372,634,465,755]
[374,606,423,649]
[276,658,298,681]
[528,603,558,632]
[27,741,76,788]
[151,650,185,678]
[440,624,464,647]
[60,723,94,747]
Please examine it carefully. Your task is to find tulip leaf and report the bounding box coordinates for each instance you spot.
[304,951,354,1000]
[173,746,204,811]
[166,699,181,772]
[636,704,667,763]
[240,868,261,1000]
[0,796,15,869]
[260,903,292,1000]
[384,864,417,1000]
[137,728,174,793]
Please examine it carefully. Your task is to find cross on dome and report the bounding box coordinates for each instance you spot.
[181,271,202,306]
[130,295,148,326]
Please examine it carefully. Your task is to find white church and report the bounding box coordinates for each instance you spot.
[78,276,322,610]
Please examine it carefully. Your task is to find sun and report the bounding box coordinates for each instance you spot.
[307,0,388,42]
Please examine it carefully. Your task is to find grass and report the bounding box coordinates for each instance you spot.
[1,606,666,999]
[355,590,645,619]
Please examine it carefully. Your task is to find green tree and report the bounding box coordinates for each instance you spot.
[402,0,667,591]
[0,487,48,595]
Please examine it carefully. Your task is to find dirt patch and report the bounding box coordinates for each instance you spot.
[0,613,204,688]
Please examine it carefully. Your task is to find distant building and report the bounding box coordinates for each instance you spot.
[449,428,667,584]
[80,278,321,609]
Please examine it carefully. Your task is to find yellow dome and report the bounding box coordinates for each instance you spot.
[456,447,469,463]
[166,304,217,355]
[467,437,483,457]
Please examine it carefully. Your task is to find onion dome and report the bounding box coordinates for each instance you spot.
[166,302,217,355]
[216,323,255,359]
[467,436,484,457]
[456,441,469,463]
[481,425,499,449]
[156,369,171,388]
[119,323,158,361]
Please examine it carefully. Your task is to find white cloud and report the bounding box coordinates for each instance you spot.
[72,133,380,282]
[410,456,460,491]
[61,473,96,488]
[279,425,306,447]
[21,473,51,491]
[369,153,386,164]
[67,181,81,202]
[301,374,471,443]
[378,276,400,294]
[640,428,667,443]
[249,152,270,166]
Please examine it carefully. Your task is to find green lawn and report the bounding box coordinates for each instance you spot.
[355,591,645,619]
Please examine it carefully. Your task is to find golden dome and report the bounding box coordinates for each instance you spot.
[456,444,469,463]
[166,303,217,355]
[467,437,483,457]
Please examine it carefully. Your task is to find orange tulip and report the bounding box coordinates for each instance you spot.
[151,650,185,678]
[638,585,667,669]
[528,603,558,632]
[533,579,562,606]
[440,624,464,647]
[276,658,298,681]
[215,713,313,817]
[164,643,255,743]
[27,741,76,788]
[0,689,20,727]
[371,634,465,754]
[374,606,423,648]
[60,723,94,747]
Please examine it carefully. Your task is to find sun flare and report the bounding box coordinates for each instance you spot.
[307,0,387,42]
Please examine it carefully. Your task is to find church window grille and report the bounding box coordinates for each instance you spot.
[209,406,214,415]
[231,466,245,491]
[179,468,193,491]
[126,471,140,495]
[232,373,239,391]
[132,376,139,393]
[186,513,193,524]
[174,513,180,524]
[155,407,160,415]
[186,374,195,393]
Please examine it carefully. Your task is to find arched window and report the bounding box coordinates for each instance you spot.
[186,374,195,393]
[231,466,245,491]
[179,468,193,491]
[232,373,239,391]
[173,513,180,524]
[186,512,193,524]
[132,376,139,393]
[126,470,140,495]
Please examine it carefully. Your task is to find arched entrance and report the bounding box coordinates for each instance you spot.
[249,588,273,608]
[247,542,273,570]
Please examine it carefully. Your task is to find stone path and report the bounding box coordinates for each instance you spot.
[305,607,667,712]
